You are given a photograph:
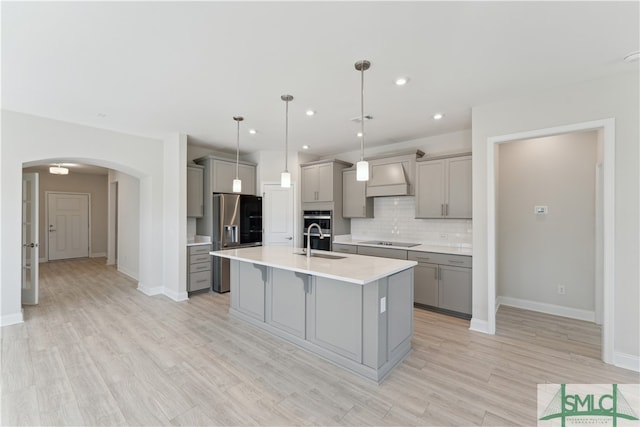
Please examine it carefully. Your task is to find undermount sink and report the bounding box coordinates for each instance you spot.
[294,252,346,260]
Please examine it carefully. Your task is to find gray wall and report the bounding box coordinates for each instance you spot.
[23,168,108,260]
[497,131,597,311]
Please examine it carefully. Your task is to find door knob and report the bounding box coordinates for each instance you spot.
[285,237,293,240]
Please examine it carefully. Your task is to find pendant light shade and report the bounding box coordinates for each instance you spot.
[232,116,243,193]
[355,60,371,181]
[281,94,293,188]
[49,163,69,175]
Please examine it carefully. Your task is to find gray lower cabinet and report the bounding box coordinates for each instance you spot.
[187,244,212,292]
[438,265,472,314]
[408,251,471,317]
[413,261,439,307]
[357,246,408,260]
[332,243,357,254]
[307,276,362,362]
[267,269,306,338]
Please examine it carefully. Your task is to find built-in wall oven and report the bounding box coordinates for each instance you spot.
[303,210,332,251]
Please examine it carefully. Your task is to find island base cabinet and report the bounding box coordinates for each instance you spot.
[266,269,306,339]
[307,277,362,362]
[227,261,414,382]
[230,260,266,322]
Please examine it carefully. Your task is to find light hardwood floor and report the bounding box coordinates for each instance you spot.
[2,258,638,426]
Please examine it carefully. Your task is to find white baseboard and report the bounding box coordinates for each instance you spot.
[496,296,595,322]
[90,252,106,258]
[137,284,163,296]
[117,266,138,281]
[614,351,640,372]
[106,258,116,265]
[1,310,24,327]
[163,289,189,302]
[39,257,47,263]
[469,318,490,334]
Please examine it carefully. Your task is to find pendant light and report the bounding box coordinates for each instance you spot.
[232,116,243,193]
[49,163,69,175]
[355,60,370,181]
[280,94,293,188]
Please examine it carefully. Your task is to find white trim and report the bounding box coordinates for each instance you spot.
[163,289,189,302]
[613,352,640,372]
[1,310,24,327]
[137,284,162,296]
[90,252,106,258]
[486,118,615,365]
[469,318,489,333]
[496,296,595,322]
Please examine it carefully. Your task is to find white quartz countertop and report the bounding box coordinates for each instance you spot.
[333,237,472,256]
[210,246,417,285]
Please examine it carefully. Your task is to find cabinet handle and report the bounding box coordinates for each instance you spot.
[416,256,431,261]
[448,259,465,264]
[441,204,444,216]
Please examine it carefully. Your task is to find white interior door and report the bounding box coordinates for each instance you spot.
[262,184,294,247]
[48,193,90,260]
[22,173,39,305]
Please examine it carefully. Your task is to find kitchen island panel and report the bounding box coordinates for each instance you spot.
[232,261,266,322]
[267,268,306,338]
[307,276,362,362]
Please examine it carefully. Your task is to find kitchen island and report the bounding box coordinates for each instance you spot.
[211,246,416,382]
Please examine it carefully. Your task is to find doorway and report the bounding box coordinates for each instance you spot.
[486,118,614,364]
[47,192,90,260]
[262,183,295,247]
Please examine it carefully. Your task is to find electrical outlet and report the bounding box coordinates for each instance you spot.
[558,285,566,295]
[380,297,386,313]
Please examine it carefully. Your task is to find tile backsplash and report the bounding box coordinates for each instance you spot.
[350,196,472,247]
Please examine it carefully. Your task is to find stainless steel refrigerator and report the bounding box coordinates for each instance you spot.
[212,193,262,292]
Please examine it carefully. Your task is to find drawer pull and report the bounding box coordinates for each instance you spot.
[194,278,209,284]
[448,260,465,264]
[416,257,431,261]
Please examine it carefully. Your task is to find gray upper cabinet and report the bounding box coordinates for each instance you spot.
[187,164,204,218]
[300,159,352,207]
[342,169,373,218]
[415,155,471,219]
[212,159,256,196]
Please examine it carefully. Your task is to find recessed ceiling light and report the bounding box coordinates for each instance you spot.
[306,110,315,116]
[395,77,409,86]
[302,145,309,150]
[433,113,444,120]
[248,129,257,135]
[624,51,640,62]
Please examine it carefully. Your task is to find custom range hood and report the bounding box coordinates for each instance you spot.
[365,150,424,197]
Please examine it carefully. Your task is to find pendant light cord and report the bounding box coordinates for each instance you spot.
[236,119,240,179]
[360,63,365,162]
[285,99,289,172]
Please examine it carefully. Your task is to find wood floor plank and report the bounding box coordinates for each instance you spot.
[2,257,638,426]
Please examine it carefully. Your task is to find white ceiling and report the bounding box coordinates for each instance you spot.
[3,2,638,157]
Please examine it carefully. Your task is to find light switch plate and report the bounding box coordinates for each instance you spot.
[534,205,549,215]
